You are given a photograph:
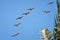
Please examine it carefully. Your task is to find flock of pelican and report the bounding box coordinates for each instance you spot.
[11,8,34,37]
[11,1,54,40]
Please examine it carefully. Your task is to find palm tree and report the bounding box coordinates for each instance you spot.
[54,0,60,40]
[41,29,53,40]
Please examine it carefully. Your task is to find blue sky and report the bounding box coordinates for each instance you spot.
[0,0,57,40]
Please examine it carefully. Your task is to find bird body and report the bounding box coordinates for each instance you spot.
[16,16,23,20]
[48,2,54,4]
[26,8,34,11]
[22,12,30,15]
[14,23,21,27]
[43,10,50,13]
[11,33,19,37]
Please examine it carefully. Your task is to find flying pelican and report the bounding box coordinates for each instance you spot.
[48,2,54,4]
[22,12,30,15]
[11,33,19,37]
[26,8,34,11]
[14,23,21,27]
[43,10,50,13]
[16,16,23,20]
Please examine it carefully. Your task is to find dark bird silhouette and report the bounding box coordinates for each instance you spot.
[14,23,21,27]
[11,33,19,37]
[16,16,23,20]
[26,8,34,11]
[43,10,50,13]
[22,12,30,15]
[48,2,54,4]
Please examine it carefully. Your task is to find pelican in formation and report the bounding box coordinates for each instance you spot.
[14,23,21,27]
[11,33,19,37]
[22,12,30,15]
[43,10,50,13]
[48,2,54,4]
[16,16,23,20]
[26,8,34,11]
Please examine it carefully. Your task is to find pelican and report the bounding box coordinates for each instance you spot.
[11,33,19,37]
[22,12,30,15]
[16,16,23,20]
[48,2,54,4]
[14,23,21,27]
[26,8,34,11]
[43,10,50,13]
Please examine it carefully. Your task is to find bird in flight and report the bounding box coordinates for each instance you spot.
[43,10,50,13]
[22,12,30,15]
[11,33,19,37]
[16,16,23,20]
[26,8,34,11]
[48,2,54,4]
[14,23,21,27]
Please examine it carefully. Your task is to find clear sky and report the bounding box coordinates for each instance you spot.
[0,0,57,40]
